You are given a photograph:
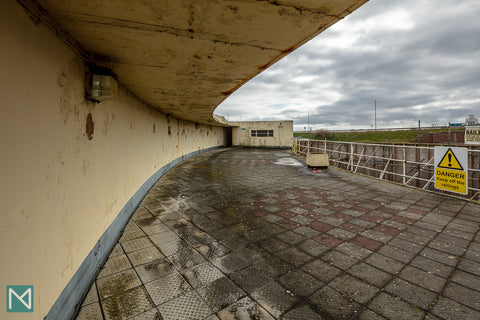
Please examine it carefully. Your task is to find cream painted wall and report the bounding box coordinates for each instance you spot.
[0,2,226,319]
[231,121,293,148]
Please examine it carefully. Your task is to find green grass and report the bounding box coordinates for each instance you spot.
[294,127,464,143]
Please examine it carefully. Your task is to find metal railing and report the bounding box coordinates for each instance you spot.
[293,139,480,202]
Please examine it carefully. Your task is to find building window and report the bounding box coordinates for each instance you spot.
[251,130,273,137]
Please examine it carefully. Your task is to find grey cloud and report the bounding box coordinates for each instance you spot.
[216,0,480,130]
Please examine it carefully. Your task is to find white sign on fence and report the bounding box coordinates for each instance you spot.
[465,126,480,145]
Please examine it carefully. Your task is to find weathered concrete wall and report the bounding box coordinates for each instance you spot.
[0,2,226,319]
[231,121,293,148]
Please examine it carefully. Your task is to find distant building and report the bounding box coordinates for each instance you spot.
[465,114,479,126]
[230,120,293,148]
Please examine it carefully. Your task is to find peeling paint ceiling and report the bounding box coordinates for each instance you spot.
[26,0,368,124]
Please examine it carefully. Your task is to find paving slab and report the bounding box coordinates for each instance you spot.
[75,148,480,319]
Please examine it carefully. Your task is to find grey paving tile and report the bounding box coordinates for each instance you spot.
[121,237,153,253]
[254,254,295,277]
[140,223,170,236]
[327,228,356,240]
[350,218,377,228]
[399,266,446,293]
[279,269,324,297]
[368,292,424,320]
[398,231,431,245]
[321,250,358,270]
[458,259,480,276]
[217,296,275,320]
[388,237,423,254]
[81,282,99,306]
[251,281,299,318]
[281,305,323,320]
[429,239,467,256]
[385,278,436,310]
[101,286,153,320]
[167,247,206,270]
[309,286,363,319]
[145,271,191,306]
[293,226,320,237]
[124,221,139,231]
[132,207,154,221]
[97,269,141,300]
[336,242,372,260]
[347,262,392,288]
[410,255,454,278]
[358,309,387,320]
[155,238,191,257]
[109,243,125,258]
[277,247,313,267]
[128,308,162,320]
[431,296,480,320]
[157,291,213,320]
[451,269,480,291]
[297,239,329,257]
[119,229,146,242]
[328,274,378,304]
[197,277,246,312]
[196,242,230,260]
[465,249,480,263]
[259,237,291,253]
[127,246,165,267]
[211,252,250,274]
[276,231,307,244]
[98,255,132,278]
[290,215,314,225]
[135,258,177,284]
[365,253,404,274]
[230,266,273,294]
[149,230,181,245]
[362,229,393,243]
[377,244,414,263]
[76,302,103,320]
[136,216,164,227]
[420,247,459,267]
[444,282,480,311]
[182,262,224,289]
[234,243,269,264]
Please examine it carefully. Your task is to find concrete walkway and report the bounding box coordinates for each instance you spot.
[76,148,480,320]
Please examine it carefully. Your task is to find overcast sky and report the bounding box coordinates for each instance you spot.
[215,0,480,131]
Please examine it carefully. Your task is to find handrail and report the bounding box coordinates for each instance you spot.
[292,138,480,202]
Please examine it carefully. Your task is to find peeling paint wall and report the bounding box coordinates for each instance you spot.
[0,2,226,318]
[231,121,293,148]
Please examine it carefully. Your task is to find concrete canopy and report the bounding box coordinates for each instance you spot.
[25,0,368,124]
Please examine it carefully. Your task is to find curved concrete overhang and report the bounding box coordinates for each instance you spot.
[21,0,368,125]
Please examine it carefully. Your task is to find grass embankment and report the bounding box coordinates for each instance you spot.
[294,127,464,143]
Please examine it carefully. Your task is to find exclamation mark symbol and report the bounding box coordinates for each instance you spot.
[448,153,452,167]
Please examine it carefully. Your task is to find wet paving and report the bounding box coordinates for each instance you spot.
[76,148,480,320]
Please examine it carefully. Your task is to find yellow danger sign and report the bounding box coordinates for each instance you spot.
[437,148,464,170]
[435,168,467,194]
[434,147,468,195]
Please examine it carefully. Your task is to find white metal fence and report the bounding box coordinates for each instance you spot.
[293,139,480,202]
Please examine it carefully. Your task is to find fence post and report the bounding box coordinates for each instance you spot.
[403,146,406,185]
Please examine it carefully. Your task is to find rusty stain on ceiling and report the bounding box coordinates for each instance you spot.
[21,0,369,125]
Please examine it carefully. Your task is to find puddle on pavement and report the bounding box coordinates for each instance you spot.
[274,157,304,167]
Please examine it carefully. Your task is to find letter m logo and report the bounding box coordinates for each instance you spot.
[7,285,33,312]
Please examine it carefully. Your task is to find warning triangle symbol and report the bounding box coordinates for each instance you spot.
[438,148,464,170]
